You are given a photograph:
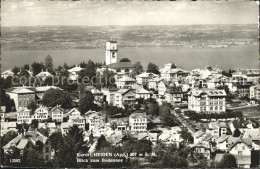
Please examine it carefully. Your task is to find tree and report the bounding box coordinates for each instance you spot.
[3,147,22,167]
[23,148,45,167]
[27,100,37,115]
[120,58,131,62]
[159,102,177,127]
[79,91,94,114]
[171,63,177,69]
[53,125,88,168]
[147,62,159,74]
[31,119,39,129]
[79,60,96,85]
[146,99,159,116]
[133,140,152,154]
[23,64,30,70]
[132,61,143,75]
[1,131,18,147]
[96,135,110,151]
[180,128,193,143]
[217,154,237,168]
[49,131,64,153]
[31,62,45,76]
[42,88,72,108]
[233,128,241,137]
[44,55,54,73]
[12,66,20,75]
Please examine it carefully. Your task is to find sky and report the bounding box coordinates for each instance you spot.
[1,0,258,26]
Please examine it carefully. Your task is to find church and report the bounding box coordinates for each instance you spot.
[97,41,135,79]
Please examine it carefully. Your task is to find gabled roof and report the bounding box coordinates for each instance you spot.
[1,69,14,76]
[138,133,158,140]
[229,137,252,150]
[51,105,64,112]
[61,122,74,129]
[68,108,81,115]
[117,76,136,82]
[217,135,230,143]
[137,72,159,78]
[130,113,147,119]
[6,87,35,94]
[68,65,84,73]
[188,88,226,97]
[36,71,53,77]
[116,88,134,95]
[136,88,150,94]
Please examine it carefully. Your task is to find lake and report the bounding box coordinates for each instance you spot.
[1,45,259,71]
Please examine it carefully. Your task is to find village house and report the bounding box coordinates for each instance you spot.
[206,121,228,137]
[216,135,230,151]
[129,113,147,132]
[67,108,81,121]
[228,137,252,168]
[165,86,187,103]
[91,88,104,106]
[114,88,136,108]
[61,122,74,135]
[138,132,158,145]
[3,130,52,163]
[68,64,84,81]
[71,116,86,130]
[32,106,49,122]
[158,80,168,96]
[1,69,14,79]
[232,69,259,85]
[148,77,161,90]
[6,87,35,111]
[250,84,260,100]
[116,120,128,131]
[17,108,32,124]
[188,88,226,113]
[36,69,53,81]
[85,111,104,131]
[159,127,184,148]
[136,72,159,85]
[101,87,118,105]
[38,122,57,134]
[136,88,151,100]
[160,66,189,82]
[190,143,211,160]
[1,122,17,136]
[51,105,64,122]
[116,76,136,89]
[236,83,252,98]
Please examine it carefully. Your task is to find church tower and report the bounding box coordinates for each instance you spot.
[106,41,118,65]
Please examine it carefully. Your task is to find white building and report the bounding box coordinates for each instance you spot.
[250,84,260,100]
[116,76,136,89]
[1,69,14,79]
[17,108,32,124]
[51,105,64,122]
[85,111,104,131]
[136,72,159,85]
[129,113,147,132]
[68,65,84,81]
[188,88,226,113]
[114,89,136,108]
[68,108,81,121]
[136,88,151,100]
[32,106,49,122]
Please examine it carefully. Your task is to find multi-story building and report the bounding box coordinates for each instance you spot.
[129,113,147,132]
[6,87,35,111]
[136,88,151,100]
[6,86,62,110]
[17,108,32,124]
[114,89,136,108]
[165,86,187,103]
[68,108,81,121]
[158,80,167,96]
[3,130,52,163]
[188,88,226,113]
[1,69,14,79]
[232,69,259,85]
[148,77,161,90]
[51,105,64,122]
[68,65,84,81]
[136,72,159,85]
[85,111,104,131]
[250,84,260,100]
[236,83,252,98]
[32,106,49,122]
[116,76,136,89]
[36,69,53,81]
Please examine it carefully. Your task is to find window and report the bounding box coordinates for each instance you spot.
[45,147,49,152]
[242,146,245,150]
